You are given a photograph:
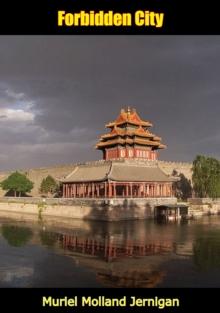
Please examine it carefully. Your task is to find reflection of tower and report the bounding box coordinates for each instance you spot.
[60,233,174,262]
[104,235,115,262]
[96,269,166,288]
[96,108,166,161]
[59,233,168,288]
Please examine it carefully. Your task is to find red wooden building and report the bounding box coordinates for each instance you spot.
[96,107,166,161]
[62,108,175,198]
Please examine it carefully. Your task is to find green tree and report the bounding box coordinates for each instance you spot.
[173,171,192,200]
[1,171,34,197]
[40,175,58,197]
[192,155,220,198]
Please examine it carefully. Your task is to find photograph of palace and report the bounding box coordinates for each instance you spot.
[0,36,220,288]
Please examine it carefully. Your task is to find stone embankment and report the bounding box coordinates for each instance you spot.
[0,197,219,221]
[187,198,220,218]
[0,197,177,221]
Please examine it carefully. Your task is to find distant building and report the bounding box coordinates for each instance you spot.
[96,107,166,160]
[61,108,175,198]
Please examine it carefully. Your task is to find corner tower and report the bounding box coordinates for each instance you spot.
[96,107,166,160]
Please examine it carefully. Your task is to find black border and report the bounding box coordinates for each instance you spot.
[1,287,219,313]
[0,0,220,34]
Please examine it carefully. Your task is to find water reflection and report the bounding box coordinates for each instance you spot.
[0,216,220,287]
[1,225,33,247]
[40,231,57,247]
[60,233,175,261]
[193,232,220,271]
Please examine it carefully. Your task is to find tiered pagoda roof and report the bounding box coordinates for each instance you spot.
[105,107,153,128]
[96,107,166,150]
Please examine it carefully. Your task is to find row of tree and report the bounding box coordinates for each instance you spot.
[0,172,59,197]
[0,155,220,199]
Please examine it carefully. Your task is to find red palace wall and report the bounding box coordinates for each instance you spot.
[105,148,157,160]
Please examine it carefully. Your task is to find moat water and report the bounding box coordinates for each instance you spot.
[1,215,220,287]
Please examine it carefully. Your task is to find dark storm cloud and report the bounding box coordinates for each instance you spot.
[0,36,220,170]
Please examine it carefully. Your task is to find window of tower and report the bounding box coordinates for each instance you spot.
[128,149,133,157]
[120,149,125,157]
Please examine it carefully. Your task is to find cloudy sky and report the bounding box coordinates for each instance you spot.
[0,36,220,170]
